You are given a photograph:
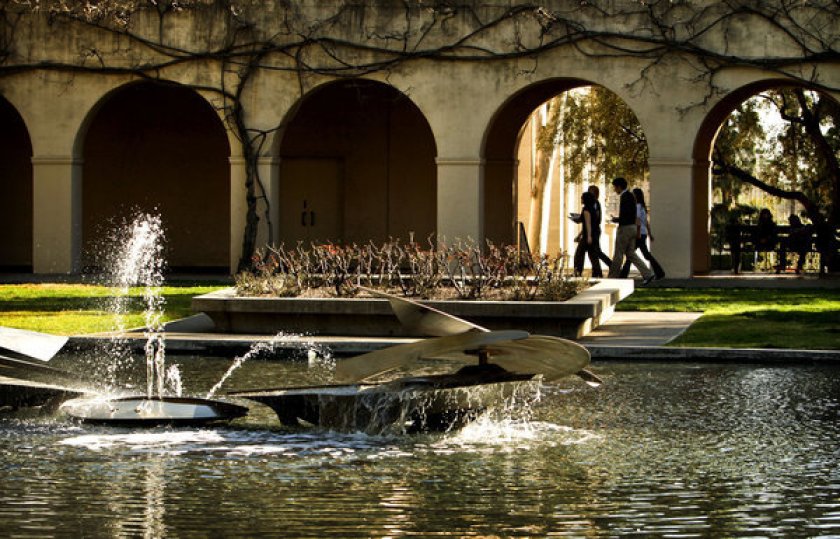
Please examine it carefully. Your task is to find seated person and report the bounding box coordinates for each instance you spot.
[777,214,812,273]
[814,218,839,274]
[753,208,778,252]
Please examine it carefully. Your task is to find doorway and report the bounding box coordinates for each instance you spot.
[278,158,344,245]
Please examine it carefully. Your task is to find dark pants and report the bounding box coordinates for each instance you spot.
[726,224,741,273]
[574,232,611,278]
[620,234,665,278]
[729,240,741,273]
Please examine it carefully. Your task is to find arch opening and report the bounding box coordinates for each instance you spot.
[483,80,650,272]
[80,81,231,273]
[0,95,33,272]
[693,80,840,274]
[275,79,437,246]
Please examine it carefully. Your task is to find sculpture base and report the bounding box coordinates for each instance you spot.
[232,368,540,434]
[60,396,249,426]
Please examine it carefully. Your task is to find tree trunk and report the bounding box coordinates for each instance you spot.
[527,148,550,253]
[794,89,840,226]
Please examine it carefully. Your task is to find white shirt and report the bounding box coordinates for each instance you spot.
[637,204,648,236]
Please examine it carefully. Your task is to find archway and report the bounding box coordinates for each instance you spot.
[693,80,839,274]
[0,95,33,272]
[275,80,437,246]
[483,80,649,262]
[80,81,230,272]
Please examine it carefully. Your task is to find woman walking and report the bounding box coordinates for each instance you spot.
[580,191,605,278]
[620,188,665,280]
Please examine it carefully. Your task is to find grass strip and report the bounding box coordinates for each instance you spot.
[0,283,227,336]
[2,284,838,349]
[617,288,840,349]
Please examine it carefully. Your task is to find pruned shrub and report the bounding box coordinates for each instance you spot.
[236,238,588,301]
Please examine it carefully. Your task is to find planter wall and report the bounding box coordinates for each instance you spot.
[192,279,634,339]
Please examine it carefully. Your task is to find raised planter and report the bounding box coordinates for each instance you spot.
[192,279,634,339]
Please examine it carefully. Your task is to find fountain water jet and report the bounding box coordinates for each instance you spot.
[61,213,247,425]
[105,213,172,398]
[205,331,335,399]
[206,339,279,399]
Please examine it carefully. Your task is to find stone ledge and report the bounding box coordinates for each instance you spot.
[191,279,634,339]
[588,345,840,362]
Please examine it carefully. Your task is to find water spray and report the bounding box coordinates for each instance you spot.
[61,212,247,425]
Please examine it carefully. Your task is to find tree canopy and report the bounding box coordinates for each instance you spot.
[713,87,840,228]
[562,86,649,186]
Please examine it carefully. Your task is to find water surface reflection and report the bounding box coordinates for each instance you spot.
[1,359,838,537]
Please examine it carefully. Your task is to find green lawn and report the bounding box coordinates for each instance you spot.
[1,283,838,349]
[0,283,228,335]
[617,288,840,350]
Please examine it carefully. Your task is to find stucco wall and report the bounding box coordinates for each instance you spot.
[1,2,838,276]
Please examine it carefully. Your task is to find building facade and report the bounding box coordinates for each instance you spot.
[1,1,837,277]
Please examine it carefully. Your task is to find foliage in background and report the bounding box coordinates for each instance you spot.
[713,88,840,271]
[562,86,649,186]
[714,88,840,229]
[235,239,588,301]
[523,87,649,254]
[713,99,765,205]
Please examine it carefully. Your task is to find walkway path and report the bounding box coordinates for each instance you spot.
[578,311,703,347]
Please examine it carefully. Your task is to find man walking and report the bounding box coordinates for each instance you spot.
[608,177,654,284]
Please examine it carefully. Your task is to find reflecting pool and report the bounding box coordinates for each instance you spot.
[1,358,839,537]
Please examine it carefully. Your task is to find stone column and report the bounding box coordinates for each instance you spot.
[692,159,713,275]
[436,158,484,246]
[648,159,707,278]
[229,157,248,273]
[31,156,82,274]
[257,156,279,249]
[229,156,279,274]
[483,158,516,246]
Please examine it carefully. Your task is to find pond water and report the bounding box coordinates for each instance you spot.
[1,355,839,537]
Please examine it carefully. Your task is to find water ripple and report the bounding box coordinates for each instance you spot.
[1,362,839,537]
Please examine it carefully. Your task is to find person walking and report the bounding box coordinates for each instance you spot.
[578,191,605,277]
[573,185,611,275]
[725,213,742,274]
[607,177,655,284]
[619,188,665,279]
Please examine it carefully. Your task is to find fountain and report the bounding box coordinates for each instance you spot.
[230,288,598,434]
[59,213,248,425]
[1,216,595,432]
